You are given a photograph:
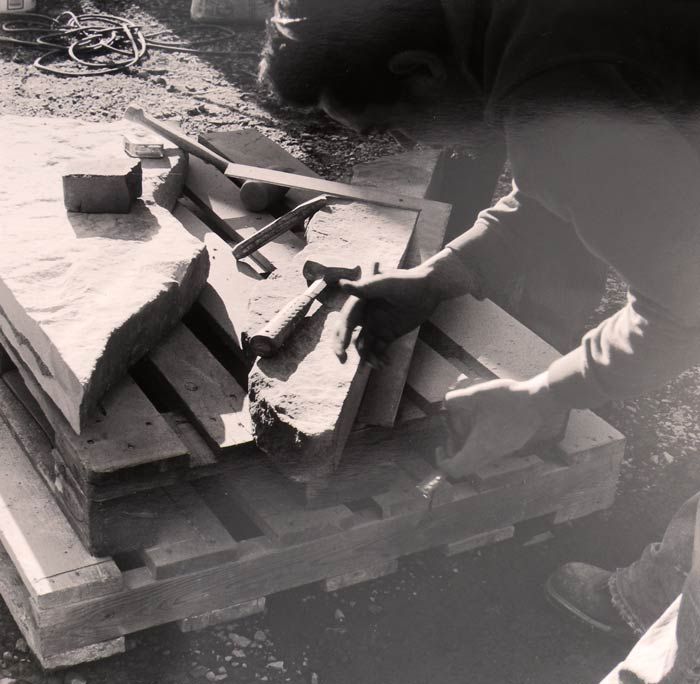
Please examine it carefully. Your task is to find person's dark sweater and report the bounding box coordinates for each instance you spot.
[442,0,700,407]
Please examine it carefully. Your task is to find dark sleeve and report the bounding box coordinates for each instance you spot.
[502,64,700,407]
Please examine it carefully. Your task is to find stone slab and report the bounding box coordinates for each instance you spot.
[63,156,142,214]
[0,116,209,432]
[247,199,418,481]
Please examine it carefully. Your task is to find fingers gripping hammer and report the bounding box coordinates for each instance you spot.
[248,259,361,358]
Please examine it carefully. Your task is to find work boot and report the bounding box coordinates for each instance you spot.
[545,562,634,639]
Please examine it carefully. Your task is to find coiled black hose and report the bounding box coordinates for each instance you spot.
[0,10,246,76]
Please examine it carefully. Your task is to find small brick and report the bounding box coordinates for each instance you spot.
[63,156,142,213]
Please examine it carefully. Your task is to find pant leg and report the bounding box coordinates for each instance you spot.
[602,497,700,684]
[611,494,699,634]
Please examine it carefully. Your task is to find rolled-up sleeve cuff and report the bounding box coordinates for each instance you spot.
[546,346,612,409]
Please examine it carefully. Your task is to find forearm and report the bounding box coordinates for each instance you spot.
[546,293,700,409]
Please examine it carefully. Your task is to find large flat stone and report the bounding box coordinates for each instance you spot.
[0,116,209,433]
[247,199,418,482]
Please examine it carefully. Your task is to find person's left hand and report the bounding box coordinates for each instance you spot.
[437,373,570,479]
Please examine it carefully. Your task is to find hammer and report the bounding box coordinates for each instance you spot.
[249,259,361,358]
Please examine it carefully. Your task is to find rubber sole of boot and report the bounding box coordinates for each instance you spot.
[544,575,635,641]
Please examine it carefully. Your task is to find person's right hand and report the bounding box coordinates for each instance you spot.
[334,267,441,365]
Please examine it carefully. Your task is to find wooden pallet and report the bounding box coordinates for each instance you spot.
[0,289,625,669]
[0,130,624,668]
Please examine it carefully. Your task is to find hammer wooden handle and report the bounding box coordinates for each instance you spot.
[249,280,327,358]
[232,195,329,260]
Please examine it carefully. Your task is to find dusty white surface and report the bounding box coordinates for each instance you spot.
[0,116,209,432]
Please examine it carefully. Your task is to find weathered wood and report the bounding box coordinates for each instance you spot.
[442,526,515,557]
[323,559,398,592]
[0,402,123,609]
[0,115,208,433]
[145,324,252,452]
[2,363,189,487]
[28,451,620,656]
[140,484,239,580]
[174,200,262,356]
[178,597,266,633]
[0,549,125,670]
[247,200,420,482]
[354,148,449,428]
[0,344,14,374]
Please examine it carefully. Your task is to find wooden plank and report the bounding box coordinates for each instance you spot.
[354,149,448,428]
[146,324,252,452]
[0,403,123,609]
[467,454,548,492]
[178,597,266,633]
[140,484,239,580]
[405,339,463,405]
[442,526,515,557]
[0,549,125,670]
[217,459,356,544]
[31,450,621,655]
[323,559,398,592]
[431,295,560,380]
[174,200,262,355]
[185,156,304,274]
[201,128,320,208]
[1,359,188,485]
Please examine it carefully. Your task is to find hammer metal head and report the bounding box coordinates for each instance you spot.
[303,259,361,284]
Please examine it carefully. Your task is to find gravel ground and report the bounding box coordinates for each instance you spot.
[2,2,700,683]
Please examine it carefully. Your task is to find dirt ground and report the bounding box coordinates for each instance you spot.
[1,2,700,683]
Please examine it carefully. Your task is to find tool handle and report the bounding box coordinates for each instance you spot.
[249,281,325,357]
[233,195,329,260]
[124,104,231,173]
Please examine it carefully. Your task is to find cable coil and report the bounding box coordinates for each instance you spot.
[0,11,241,76]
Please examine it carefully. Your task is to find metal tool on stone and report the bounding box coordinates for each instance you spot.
[232,195,329,260]
[249,259,361,358]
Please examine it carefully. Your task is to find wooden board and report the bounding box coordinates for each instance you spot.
[0,396,123,609]
[145,324,252,452]
[353,148,449,428]
[1,349,189,487]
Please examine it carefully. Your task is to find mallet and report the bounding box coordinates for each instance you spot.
[248,259,361,358]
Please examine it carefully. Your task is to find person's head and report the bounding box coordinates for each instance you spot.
[259,0,480,145]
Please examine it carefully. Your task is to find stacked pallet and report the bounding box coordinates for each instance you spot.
[0,128,625,669]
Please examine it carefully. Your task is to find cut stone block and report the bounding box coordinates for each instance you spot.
[0,115,209,433]
[63,157,142,214]
[247,199,418,482]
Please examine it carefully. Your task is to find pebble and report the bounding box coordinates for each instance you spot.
[1,653,11,662]
[205,672,217,682]
[63,673,87,684]
[190,665,209,679]
[267,662,285,671]
[64,675,87,684]
[218,667,226,674]
[368,604,383,615]
[13,641,26,655]
[231,634,252,648]
[224,656,232,662]
[334,609,345,622]
[254,630,268,643]
[0,678,17,684]
[232,650,246,659]
[311,674,319,684]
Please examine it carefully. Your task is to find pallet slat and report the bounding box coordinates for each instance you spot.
[0,395,122,609]
[146,324,252,452]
